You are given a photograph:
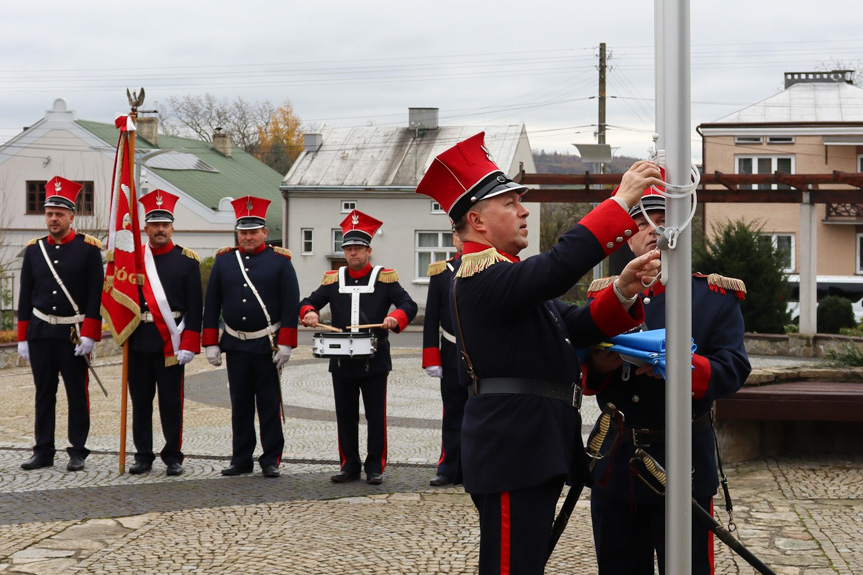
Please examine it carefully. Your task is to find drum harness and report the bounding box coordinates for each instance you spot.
[338,265,384,372]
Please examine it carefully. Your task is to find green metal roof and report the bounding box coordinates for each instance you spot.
[76,120,284,232]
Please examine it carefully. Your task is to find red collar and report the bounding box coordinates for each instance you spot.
[46,230,76,246]
[462,241,520,263]
[241,243,268,255]
[645,282,666,298]
[149,241,175,256]
[347,262,373,279]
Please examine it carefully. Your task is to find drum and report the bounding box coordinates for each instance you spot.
[313,332,377,358]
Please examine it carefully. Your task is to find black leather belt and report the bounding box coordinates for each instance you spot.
[623,412,712,447]
[469,377,583,408]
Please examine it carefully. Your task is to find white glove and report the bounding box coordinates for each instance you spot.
[177,350,195,366]
[206,345,222,367]
[17,341,30,362]
[74,336,95,357]
[425,366,443,378]
[273,345,292,369]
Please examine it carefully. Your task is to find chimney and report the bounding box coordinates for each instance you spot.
[303,133,322,152]
[212,128,232,157]
[408,108,439,131]
[137,116,158,147]
[784,70,854,89]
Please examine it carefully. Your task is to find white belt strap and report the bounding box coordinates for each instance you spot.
[36,239,83,334]
[224,321,282,341]
[441,329,457,344]
[144,243,183,356]
[235,250,277,349]
[141,311,183,323]
[338,265,382,333]
[32,308,85,325]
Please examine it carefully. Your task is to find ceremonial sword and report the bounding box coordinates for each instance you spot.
[70,327,109,398]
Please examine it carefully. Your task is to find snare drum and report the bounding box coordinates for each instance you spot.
[313,332,377,358]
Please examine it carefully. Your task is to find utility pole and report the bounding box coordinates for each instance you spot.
[598,42,607,154]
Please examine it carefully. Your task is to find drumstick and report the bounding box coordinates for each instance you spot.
[315,324,343,333]
[347,323,385,330]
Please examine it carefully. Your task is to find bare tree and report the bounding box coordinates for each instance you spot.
[816,59,863,86]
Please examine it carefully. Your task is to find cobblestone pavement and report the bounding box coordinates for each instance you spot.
[0,342,859,574]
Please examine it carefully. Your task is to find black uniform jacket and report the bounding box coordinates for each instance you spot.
[585,274,751,501]
[422,256,460,369]
[17,230,104,342]
[454,199,644,495]
[299,262,417,377]
[202,244,299,355]
[130,242,203,354]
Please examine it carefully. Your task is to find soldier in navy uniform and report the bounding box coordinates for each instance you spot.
[422,230,467,487]
[203,196,299,478]
[415,132,664,574]
[127,190,202,477]
[300,210,417,485]
[584,188,751,575]
[17,176,104,472]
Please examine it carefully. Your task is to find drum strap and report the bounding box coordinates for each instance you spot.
[338,265,383,332]
[235,250,277,352]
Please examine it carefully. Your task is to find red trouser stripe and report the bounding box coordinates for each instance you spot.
[500,491,511,575]
[708,499,715,574]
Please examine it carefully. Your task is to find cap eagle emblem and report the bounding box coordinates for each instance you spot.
[54,180,62,193]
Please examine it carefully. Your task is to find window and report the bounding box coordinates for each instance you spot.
[766,136,794,145]
[341,200,357,213]
[857,233,863,274]
[858,154,863,173]
[430,201,445,214]
[736,156,793,190]
[734,136,763,145]
[331,229,343,253]
[760,233,795,273]
[26,180,95,215]
[300,229,313,254]
[416,230,456,278]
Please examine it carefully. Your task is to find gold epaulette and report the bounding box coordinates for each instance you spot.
[698,273,747,300]
[216,246,236,256]
[322,270,339,286]
[587,276,616,298]
[181,247,200,262]
[272,246,292,259]
[378,269,399,283]
[455,247,510,278]
[83,234,103,249]
[26,237,39,247]
[427,260,447,277]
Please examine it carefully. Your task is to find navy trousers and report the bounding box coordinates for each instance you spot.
[128,351,185,465]
[331,372,388,476]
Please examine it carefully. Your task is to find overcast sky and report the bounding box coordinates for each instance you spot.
[1,0,861,162]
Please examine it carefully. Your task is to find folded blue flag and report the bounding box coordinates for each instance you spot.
[606,329,695,378]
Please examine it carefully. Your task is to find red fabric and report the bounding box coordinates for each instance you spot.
[347,262,373,279]
[277,327,297,347]
[707,499,715,573]
[340,209,383,239]
[299,305,316,320]
[461,241,520,262]
[149,241,174,255]
[81,318,102,341]
[500,491,511,575]
[141,267,175,362]
[17,320,29,342]
[422,347,442,368]
[691,353,711,400]
[388,309,409,333]
[180,330,201,354]
[230,196,270,223]
[578,199,638,257]
[588,282,645,337]
[44,176,83,208]
[101,124,144,346]
[46,230,76,245]
[139,189,179,219]
[202,327,220,347]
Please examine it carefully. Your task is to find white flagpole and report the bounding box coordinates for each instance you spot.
[662,1,693,573]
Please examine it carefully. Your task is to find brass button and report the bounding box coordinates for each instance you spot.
[616,236,623,243]
[606,242,614,249]
[625,229,632,237]
[632,395,640,403]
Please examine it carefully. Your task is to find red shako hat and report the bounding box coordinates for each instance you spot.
[139,189,179,223]
[231,196,270,230]
[340,209,382,248]
[44,176,83,210]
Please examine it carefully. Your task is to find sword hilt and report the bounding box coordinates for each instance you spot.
[588,402,617,456]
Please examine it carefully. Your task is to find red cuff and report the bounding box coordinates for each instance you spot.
[589,284,645,337]
[202,327,220,347]
[299,305,317,320]
[691,354,711,399]
[579,199,638,257]
[388,309,409,333]
[278,327,298,347]
[81,318,102,341]
[422,347,442,368]
[180,330,201,354]
[17,320,29,342]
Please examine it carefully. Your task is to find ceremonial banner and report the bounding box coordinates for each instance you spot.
[100,115,144,344]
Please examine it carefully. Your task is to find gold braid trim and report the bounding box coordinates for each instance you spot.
[378,269,399,283]
[216,246,235,256]
[100,300,141,346]
[181,247,201,262]
[27,237,39,247]
[321,271,339,286]
[106,250,114,263]
[164,355,179,367]
[704,273,747,299]
[587,276,616,297]
[83,234,103,249]
[455,247,510,278]
[427,260,447,277]
[272,246,292,259]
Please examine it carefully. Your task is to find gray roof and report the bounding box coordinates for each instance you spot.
[282,125,526,189]
[710,81,863,124]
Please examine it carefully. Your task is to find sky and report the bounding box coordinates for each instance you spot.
[1,0,861,163]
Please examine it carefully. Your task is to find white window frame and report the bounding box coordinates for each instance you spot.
[766,136,795,145]
[300,228,313,255]
[415,230,457,281]
[762,233,795,273]
[736,155,795,190]
[430,201,445,214]
[340,200,357,213]
[331,229,344,254]
[734,136,763,145]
